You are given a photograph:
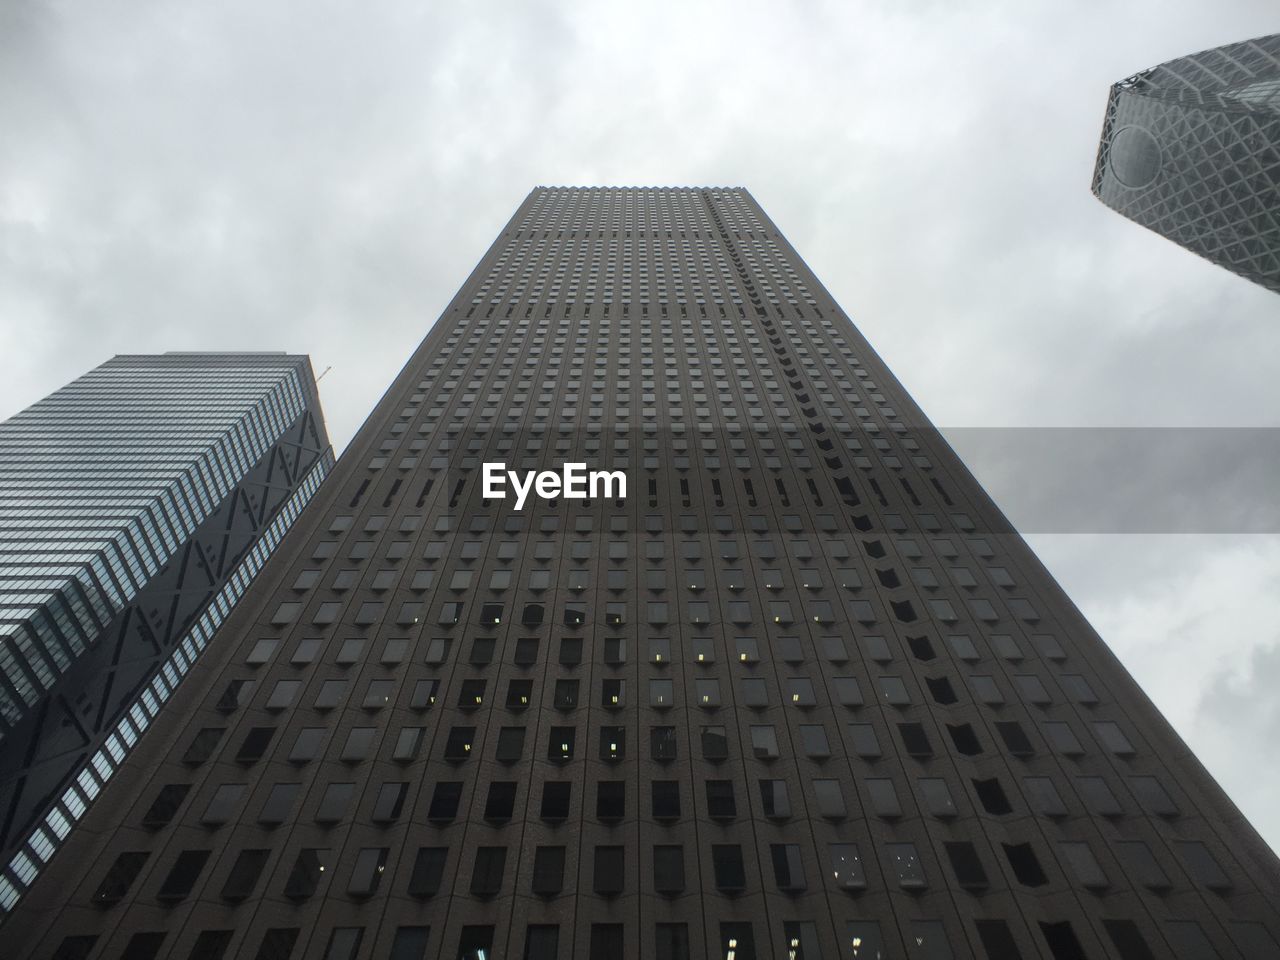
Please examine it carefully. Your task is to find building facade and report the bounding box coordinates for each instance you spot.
[1092,33,1280,293]
[0,353,333,914]
[7,189,1280,960]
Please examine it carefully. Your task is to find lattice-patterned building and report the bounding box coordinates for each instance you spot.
[7,190,1280,960]
[1092,34,1280,293]
[0,353,333,914]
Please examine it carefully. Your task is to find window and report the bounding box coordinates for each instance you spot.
[1023,777,1067,817]
[651,725,678,760]
[407,847,447,898]
[1077,776,1122,816]
[341,727,376,762]
[1177,840,1231,890]
[593,845,625,896]
[156,849,210,902]
[652,780,681,820]
[284,848,330,899]
[259,783,300,824]
[596,780,625,820]
[649,678,674,707]
[201,784,245,825]
[532,846,565,896]
[457,927,494,960]
[427,781,462,822]
[1058,841,1109,889]
[749,725,779,759]
[770,844,805,891]
[845,922,885,958]
[944,841,988,890]
[541,781,572,821]
[523,926,560,960]
[589,925,624,960]
[548,726,576,761]
[694,779,732,820]
[389,927,430,960]
[653,845,685,895]
[410,679,439,710]
[847,723,881,758]
[1116,840,1169,890]
[141,784,190,827]
[444,726,475,761]
[919,778,957,818]
[799,724,831,758]
[483,781,517,823]
[348,847,389,898]
[813,779,846,818]
[887,842,926,889]
[183,727,225,765]
[222,849,269,901]
[470,846,507,897]
[866,778,900,818]
[655,924,691,960]
[829,843,866,890]
[712,844,746,892]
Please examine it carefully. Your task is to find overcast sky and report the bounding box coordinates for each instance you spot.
[2,1,1278,849]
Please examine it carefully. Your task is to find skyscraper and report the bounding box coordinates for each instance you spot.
[1092,33,1280,293]
[0,353,333,913]
[7,189,1279,960]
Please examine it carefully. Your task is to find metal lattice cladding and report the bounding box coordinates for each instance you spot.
[1092,34,1280,294]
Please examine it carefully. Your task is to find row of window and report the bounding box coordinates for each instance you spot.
[54,913,1280,960]
[94,830,1232,908]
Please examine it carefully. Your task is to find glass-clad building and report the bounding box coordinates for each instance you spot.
[0,353,333,911]
[1092,33,1280,293]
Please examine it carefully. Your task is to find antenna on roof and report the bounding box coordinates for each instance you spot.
[316,365,332,382]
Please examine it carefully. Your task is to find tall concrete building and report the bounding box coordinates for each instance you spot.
[8,189,1280,960]
[0,353,333,914]
[1092,33,1280,293]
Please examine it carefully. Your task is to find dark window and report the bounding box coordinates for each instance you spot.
[650,725,678,760]
[470,846,507,897]
[93,851,149,903]
[457,926,494,960]
[372,781,409,822]
[119,933,166,960]
[348,847,389,898]
[283,848,330,900]
[407,847,447,898]
[183,728,225,765]
[427,781,463,822]
[712,844,746,892]
[389,927,430,960]
[316,782,354,823]
[718,923,756,960]
[759,779,790,819]
[507,678,533,709]
[254,929,299,960]
[259,783,300,824]
[156,849,210,902]
[655,924,691,960]
[523,926,559,960]
[532,846,566,896]
[51,936,98,960]
[707,780,737,819]
[596,780,625,821]
[976,920,1023,960]
[485,781,517,822]
[188,931,233,960]
[141,783,191,827]
[589,925,624,960]
[973,777,1012,815]
[652,780,681,821]
[944,841,989,890]
[898,722,932,757]
[996,721,1035,757]
[593,845,625,896]
[1102,920,1156,960]
[770,844,806,891]
[653,845,685,895]
[541,781,571,821]
[222,848,270,902]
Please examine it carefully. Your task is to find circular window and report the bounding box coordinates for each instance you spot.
[1108,126,1161,188]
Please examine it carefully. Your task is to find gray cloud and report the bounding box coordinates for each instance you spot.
[2,0,1279,848]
